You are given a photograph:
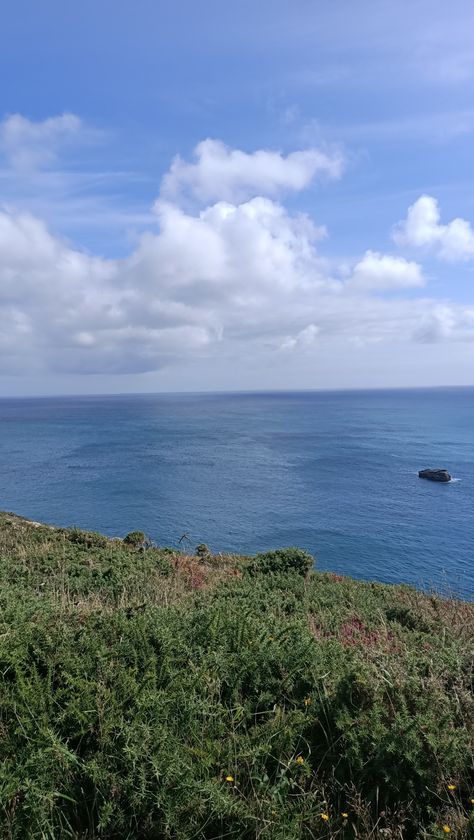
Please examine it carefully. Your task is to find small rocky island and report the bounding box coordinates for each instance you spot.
[418,468,452,482]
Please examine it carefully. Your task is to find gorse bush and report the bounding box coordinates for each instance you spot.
[123,529,147,547]
[0,512,473,839]
[63,526,109,548]
[247,546,314,576]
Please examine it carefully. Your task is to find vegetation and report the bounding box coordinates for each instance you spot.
[123,530,148,549]
[247,547,314,577]
[0,512,473,839]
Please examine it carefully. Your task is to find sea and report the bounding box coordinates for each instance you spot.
[0,388,472,599]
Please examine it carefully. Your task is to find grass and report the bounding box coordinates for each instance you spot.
[0,511,473,839]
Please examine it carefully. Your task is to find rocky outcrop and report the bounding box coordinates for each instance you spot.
[418,468,452,483]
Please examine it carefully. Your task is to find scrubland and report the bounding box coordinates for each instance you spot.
[0,513,472,839]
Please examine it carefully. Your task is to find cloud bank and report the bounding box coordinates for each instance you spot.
[1,125,474,380]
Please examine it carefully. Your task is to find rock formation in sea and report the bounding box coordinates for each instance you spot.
[418,468,452,482]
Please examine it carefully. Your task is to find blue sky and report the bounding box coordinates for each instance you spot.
[1,0,474,394]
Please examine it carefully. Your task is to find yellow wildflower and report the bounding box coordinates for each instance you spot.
[447,784,456,791]
[304,697,312,706]
[341,812,349,818]
[471,798,474,804]
[442,827,451,834]
[225,775,234,783]
[295,755,304,765]
[320,813,329,821]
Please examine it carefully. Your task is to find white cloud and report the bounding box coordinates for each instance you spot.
[413,304,474,343]
[0,113,86,171]
[280,324,319,351]
[2,139,474,380]
[349,250,425,291]
[394,195,474,261]
[1,196,472,378]
[161,138,344,204]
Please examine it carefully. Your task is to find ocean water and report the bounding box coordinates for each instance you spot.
[0,388,472,599]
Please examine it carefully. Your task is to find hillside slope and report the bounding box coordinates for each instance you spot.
[0,512,473,839]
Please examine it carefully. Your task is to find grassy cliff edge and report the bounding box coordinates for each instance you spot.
[0,512,472,839]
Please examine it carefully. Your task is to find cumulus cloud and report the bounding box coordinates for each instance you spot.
[0,113,87,171]
[161,138,344,203]
[394,194,474,261]
[2,135,474,379]
[1,196,472,377]
[349,250,425,291]
[413,304,474,343]
[0,206,220,375]
[280,324,320,351]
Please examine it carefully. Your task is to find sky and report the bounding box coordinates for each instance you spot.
[1,0,474,395]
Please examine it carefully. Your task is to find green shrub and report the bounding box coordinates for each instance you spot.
[385,605,431,632]
[64,526,108,548]
[247,546,314,576]
[195,543,211,558]
[123,530,147,548]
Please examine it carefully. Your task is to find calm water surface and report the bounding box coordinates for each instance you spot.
[0,388,472,598]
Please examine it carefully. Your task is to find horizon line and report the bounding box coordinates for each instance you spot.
[1,383,474,400]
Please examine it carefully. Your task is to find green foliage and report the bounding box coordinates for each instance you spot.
[385,604,431,632]
[63,526,108,548]
[247,546,314,576]
[195,543,211,558]
[123,530,147,547]
[0,513,472,839]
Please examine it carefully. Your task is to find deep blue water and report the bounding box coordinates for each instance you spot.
[0,389,472,598]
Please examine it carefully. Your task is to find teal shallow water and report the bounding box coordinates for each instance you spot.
[0,388,472,598]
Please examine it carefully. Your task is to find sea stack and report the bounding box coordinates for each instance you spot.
[418,468,452,483]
